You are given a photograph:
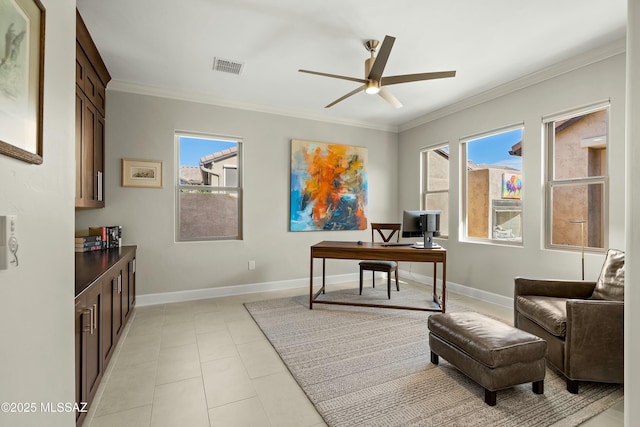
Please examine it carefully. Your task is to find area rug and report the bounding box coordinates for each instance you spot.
[244,284,623,427]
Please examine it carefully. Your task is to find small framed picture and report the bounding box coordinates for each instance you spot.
[121,158,163,188]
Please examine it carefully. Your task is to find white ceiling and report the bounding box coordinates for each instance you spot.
[76,0,627,131]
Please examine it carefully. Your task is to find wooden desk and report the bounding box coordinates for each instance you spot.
[309,241,446,312]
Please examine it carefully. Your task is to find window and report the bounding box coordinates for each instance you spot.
[461,125,524,244]
[176,133,242,241]
[544,103,608,251]
[421,145,449,237]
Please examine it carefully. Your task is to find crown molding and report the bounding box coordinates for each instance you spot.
[399,37,627,132]
[106,38,625,136]
[107,80,400,133]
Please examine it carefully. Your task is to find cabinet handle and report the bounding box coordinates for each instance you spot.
[132,258,136,274]
[82,309,92,333]
[97,171,103,202]
[88,306,94,334]
[92,303,97,333]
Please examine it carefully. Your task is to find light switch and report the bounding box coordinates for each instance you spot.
[0,215,18,269]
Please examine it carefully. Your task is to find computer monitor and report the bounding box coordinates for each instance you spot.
[402,210,441,248]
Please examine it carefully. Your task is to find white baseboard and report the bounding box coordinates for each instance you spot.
[136,273,360,307]
[398,269,513,309]
[137,271,513,309]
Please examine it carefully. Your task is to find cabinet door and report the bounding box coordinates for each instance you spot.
[76,42,87,88]
[113,270,124,338]
[75,296,87,424]
[75,89,83,203]
[101,276,115,366]
[84,285,103,402]
[84,67,100,112]
[75,92,105,208]
[82,98,97,203]
[121,259,131,321]
[128,256,136,312]
[95,113,104,203]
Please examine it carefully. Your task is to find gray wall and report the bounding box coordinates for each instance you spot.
[76,92,399,296]
[626,1,639,422]
[0,1,76,426]
[398,53,627,297]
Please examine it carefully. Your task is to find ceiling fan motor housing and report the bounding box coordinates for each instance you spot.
[364,57,380,93]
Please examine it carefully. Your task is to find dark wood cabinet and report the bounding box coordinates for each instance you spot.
[101,269,123,367]
[123,257,135,320]
[84,284,103,402]
[76,89,105,207]
[75,246,136,426]
[113,269,125,336]
[75,10,110,209]
[75,280,103,425]
[74,298,85,420]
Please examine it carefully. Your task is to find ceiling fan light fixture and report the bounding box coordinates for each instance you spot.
[365,80,380,94]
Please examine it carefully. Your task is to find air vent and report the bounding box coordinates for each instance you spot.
[212,57,244,75]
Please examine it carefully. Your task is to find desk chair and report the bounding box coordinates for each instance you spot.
[359,223,401,299]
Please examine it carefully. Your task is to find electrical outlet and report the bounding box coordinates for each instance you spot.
[248,260,256,271]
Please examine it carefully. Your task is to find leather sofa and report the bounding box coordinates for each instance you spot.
[514,249,624,393]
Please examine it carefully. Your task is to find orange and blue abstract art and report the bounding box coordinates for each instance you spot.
[290,139,368,231]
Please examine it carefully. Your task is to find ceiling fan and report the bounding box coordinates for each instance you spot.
[299,35,456,109]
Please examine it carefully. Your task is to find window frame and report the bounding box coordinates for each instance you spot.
[543,101,609,253]
[175,132,244,242]
[460,123,525,246]
[420,143,450,239]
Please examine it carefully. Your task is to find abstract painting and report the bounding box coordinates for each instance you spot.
[290,139,367,231]
[502,172,522,199]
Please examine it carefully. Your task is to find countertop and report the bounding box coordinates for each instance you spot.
[75,245,137,297]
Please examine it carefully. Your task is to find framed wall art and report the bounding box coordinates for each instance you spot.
[501,172,522,199]
[0,0,45,164]
[122,158,163,188]
[290,139,368,231]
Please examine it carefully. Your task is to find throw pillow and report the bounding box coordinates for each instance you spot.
[591,248,625,301]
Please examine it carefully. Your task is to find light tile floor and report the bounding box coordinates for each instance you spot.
[82,281,623,427]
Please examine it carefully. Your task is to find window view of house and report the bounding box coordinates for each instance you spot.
[176,134,242,241]
[421,145,449,237]
[462,126,524,243]
[545,106,608,250]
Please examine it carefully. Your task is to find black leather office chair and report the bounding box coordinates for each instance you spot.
[359,223,401,299]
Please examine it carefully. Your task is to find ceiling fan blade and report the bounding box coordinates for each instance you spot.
[367,35,395,81]
[381,70,456,86]
[299,69,367,84]
[378,88,403,108]
[325,85,366,108]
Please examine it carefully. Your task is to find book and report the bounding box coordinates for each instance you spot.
[89,226,122,249]
[74,235,102,244]
[75,245,103,253]
[75,241,102,249]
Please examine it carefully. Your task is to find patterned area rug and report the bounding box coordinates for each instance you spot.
[244,284,623,427]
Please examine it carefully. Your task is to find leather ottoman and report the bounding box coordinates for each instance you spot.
[428,311,547,406]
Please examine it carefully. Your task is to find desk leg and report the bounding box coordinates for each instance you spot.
[309,253,314,310]
[322,258,326,294]
[442,257,447,313]
[432,262,438,306]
